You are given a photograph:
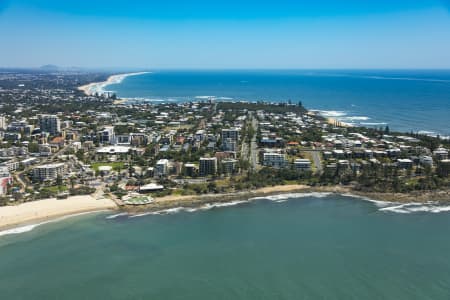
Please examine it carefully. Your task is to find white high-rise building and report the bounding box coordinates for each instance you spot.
[199,157,218,176]
[32,163,65,182]
[222,128,240,152]
[99,126,115,144]
[0,116,7,130]
[222,128,240,141]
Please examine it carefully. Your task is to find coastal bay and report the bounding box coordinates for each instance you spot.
[2,194,450,299]
[78,72,150,96]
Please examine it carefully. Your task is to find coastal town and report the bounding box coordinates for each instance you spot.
[0,69,449,226]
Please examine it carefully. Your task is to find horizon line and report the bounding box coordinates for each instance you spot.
[2,67,450,72]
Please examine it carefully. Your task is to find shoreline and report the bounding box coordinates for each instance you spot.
[78,72,150,96]
[121,185,450,214]
[0,195,118,232]
[2,185,450,234]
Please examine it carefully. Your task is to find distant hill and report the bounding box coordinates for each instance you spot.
[39,64,60,71]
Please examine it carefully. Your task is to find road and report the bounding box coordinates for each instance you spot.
[249,114,259,171]
[301,149,323,174]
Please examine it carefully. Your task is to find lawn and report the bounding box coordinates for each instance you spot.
[91,162,125,172]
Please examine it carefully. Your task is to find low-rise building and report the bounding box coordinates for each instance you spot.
[96,146,131,161]
[184,163,197,177]
[433,148,448,161]
[419,155,433,167]
[397,158,413,169]
[263,152,287,169]
[294,159,312,171]
[222,159,238,175]
[0,166,12,196]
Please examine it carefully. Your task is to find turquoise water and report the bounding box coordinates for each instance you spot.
[1,195,450,299]
[106,70,450,136]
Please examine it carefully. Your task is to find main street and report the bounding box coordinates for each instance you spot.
[249,114,259,171]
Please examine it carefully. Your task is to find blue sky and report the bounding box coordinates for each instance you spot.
[1,0,450,69]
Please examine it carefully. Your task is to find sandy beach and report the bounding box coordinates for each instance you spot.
[78,72,150,96]
[0,195,117,230]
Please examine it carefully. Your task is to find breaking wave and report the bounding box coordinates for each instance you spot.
[379,203,450,214]
[0,210,109,238]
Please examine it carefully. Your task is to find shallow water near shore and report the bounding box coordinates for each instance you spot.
[1,195,450,299]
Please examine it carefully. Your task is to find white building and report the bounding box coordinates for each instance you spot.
[0,146,28,157]
[0,166,12,196]
[99,126,115,144]
[420,156,433,167]
[433,148,448,161]
[0,115,7,130]
[263,153,287,169]
[96,145,130,161]
[139,183,164,193]
[397,159,413,169]
[32,163,65,182]
[155,159,169,178]
[222,128,240,141]
[294,159,312,171]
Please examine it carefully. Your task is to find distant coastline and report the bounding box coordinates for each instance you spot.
[78,72,150,96]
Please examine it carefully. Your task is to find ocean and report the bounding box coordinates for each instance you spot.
[102,70,450,137]
[1,195,450,299]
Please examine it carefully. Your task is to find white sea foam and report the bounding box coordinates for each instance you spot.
[340,193,392,207]
[195,96,215,99]
[318,110,347,117]
[0,224,42,237]
[105,212,129,219]
[360,122,388,126]
[360,75,450,83]
[250,192,332,202]
[0,210,108,237]
[200,200,249,209]
[341,116,370,121]
[129,193,353,219]
[129,200,250,218]
[378,202,450,214]
[129,212,153,218]
[122,192,450,219]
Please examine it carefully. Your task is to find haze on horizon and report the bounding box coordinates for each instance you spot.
[1,0,450,69]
